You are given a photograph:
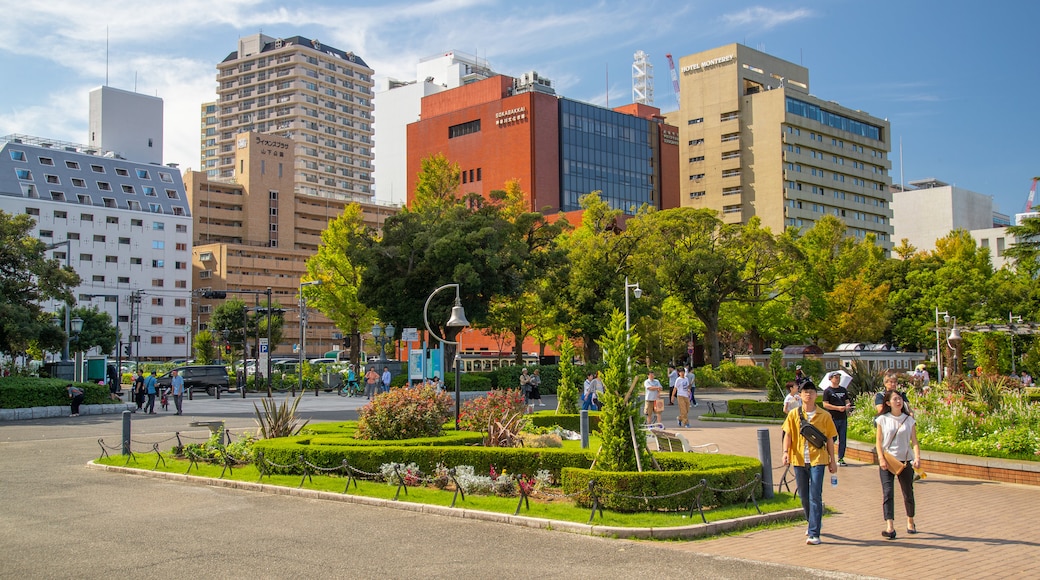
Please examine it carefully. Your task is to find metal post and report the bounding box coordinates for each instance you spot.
[757,428,774,499]
[122,410,132,456]
[580,409,590,449]
[266,287,273,398]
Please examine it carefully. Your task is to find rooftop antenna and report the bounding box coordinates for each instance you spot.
[605,63,609,107]
[105,26,109,86]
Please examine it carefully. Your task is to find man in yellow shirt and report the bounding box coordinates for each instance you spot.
[782,382,839,545]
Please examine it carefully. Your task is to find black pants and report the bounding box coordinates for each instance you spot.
[70,394,84,415]
[145,393,156,414]
[879,463,916,521]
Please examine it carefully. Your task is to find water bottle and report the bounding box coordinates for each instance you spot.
[831,475,838,487]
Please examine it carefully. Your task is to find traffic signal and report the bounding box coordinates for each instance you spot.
[224,343,232,355]
[201,290,227,299]
[124,345,132,356]
[343,335,351,348]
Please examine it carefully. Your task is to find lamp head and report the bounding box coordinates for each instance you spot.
[446,298,470,328]
[70,316,84,335]
[943,313,950,325]
[633,286,642,299]
[948,326,962,342]
[385,324,395,337]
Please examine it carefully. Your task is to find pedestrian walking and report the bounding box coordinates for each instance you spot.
[381,366,392,393]
[821,371,852,466]
[67,383,84,416]
[170,370,185,415]
[519,368,533,411]
[672,368,692,427]
[133,371,146,410]
[876,390,921,539]
[144,370,158,414]
[529,369,544,407]
[782,381,838,545]
[643,371,663,426]
[667,365,678,405]
[582,371,598,411]
[364,366,379,400]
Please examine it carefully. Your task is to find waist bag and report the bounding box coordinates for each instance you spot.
[799,408,827,449]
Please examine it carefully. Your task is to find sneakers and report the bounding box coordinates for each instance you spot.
[684,422,690,428]
[837,458,847,466]
[806,536,821,545]
[538,402,546,406]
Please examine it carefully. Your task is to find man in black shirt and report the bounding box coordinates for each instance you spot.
[821,371,851,466]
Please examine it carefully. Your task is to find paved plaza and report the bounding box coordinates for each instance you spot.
[1,388,1038,578]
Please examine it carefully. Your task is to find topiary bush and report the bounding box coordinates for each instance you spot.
[719,361,769,389]
[527,410,601,432]
[727,399,786,418]
[355,385,454,440]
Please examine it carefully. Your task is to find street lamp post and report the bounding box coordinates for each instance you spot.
[947,317,962,377]
[69,316,84,382]
[624,276,642,369]
[935,308,950,383]
[298,280,322,396]
[44,240,72,361]
[1010,312,1023,374]
[423,284,470,430]
[372,323,396,362]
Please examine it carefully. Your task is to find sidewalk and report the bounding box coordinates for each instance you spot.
[660,392,1040,579]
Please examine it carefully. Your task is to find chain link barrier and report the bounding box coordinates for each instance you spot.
[101,424,767,525]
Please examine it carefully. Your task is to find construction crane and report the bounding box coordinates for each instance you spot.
[665,53,681,110]
[1027,177,1039,212]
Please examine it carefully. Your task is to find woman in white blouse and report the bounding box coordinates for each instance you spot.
[875,389,922,539]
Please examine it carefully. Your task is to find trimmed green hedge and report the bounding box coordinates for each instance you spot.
[528,411,602,433]
[727,399,786,418]
[251,437,596,479]
[561,453,762,512]
[0,377,109,409]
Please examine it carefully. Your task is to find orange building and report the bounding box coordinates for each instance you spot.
[406,73,679,214]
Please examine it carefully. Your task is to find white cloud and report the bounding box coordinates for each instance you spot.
[719,6,814,30]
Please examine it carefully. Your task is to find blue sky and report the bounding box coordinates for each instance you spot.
[0,0,1036,215]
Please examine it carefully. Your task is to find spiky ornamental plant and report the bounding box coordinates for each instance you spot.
[596,310,650,472]
[556,339,582,415]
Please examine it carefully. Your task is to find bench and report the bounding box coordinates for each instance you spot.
[647,428,719,454]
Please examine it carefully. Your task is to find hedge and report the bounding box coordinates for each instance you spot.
[0,377,109,409]
[726,399,786,418]
[250,437,596,479]
[528,411,602,433]
[561,453,762,512]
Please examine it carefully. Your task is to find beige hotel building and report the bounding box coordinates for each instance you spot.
[673,44,894,249]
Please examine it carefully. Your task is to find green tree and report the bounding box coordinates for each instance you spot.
[60,305,117,356]
[555,339,581,414]
[1005,216,1040,276]
[549,193,643,362]
[596,310,648,472]
[305,203,377,368]
[210,298,250,357]
[0,211,81,355]
[631,209,787,367]
[193,329,215,365]
[481,179,568,364]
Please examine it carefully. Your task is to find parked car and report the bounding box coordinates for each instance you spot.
[156,365,231,396]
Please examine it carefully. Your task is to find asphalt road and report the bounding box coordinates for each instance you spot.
[0,392,869,579]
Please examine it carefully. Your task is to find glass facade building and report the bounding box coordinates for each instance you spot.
[559,99,657,212]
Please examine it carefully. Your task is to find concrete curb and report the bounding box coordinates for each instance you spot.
[0,403,137,421]
[86,460,804,540]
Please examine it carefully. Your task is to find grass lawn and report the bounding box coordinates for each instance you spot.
[95,453,802,530]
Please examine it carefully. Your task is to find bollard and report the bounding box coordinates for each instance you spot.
[580,410,589,449]
[757,428,774,499]
[122,410,132,456]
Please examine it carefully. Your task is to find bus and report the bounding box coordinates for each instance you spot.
[458,352,539,373]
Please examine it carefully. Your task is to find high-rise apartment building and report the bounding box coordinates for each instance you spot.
[204,34,375,202]
[674,44,894,248]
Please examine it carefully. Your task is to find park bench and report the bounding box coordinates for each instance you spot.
[647,428,719,454]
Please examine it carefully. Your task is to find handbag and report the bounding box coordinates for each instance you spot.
[799,408,828,449]
[654,399,665,413]
[880,414,910,475]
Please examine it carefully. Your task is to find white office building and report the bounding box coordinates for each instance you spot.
[88,86,164,165]
[1,134,193,361]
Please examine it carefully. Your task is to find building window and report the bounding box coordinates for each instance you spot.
[174,299,186,307]
[448,119,481,139]
[722,205,742,214]
[39,157,54,166]
[130,257,142,265]
[689,156,704,163]
[159,172,173,183]
[151,317,163,325]
[152,241,165,249]
[152,221,165,231]
[175,242,187,251]
[174,336,186,345]
[10,150,25,161]
[106,216,118,224]
[152,259,165,268]
[118,276,130,284]
[689,191,705,199]
[688,117,703,125]
[150,336,163,345]
[151,279,164,287]
[53,210,67,219]
[93,234,105,242]
[39,229,53,238]
[121,184,135,194]
[199,270,212,279]
[119,237,130,244]
[16,168,32,180]
[97,181,111,191]
[151,297,164,306]
[92,275,104,282]
[175,280,187,289]
[115,168,129,177]
[66,160,80,170]
[91,165,105,173]
[136,169,150,179]
[80,213,94,222]
[79,253,93,262]
[997,237,1005,256]
[45,174,59,184]
[175,261,186,270]
[105,255,118,263]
